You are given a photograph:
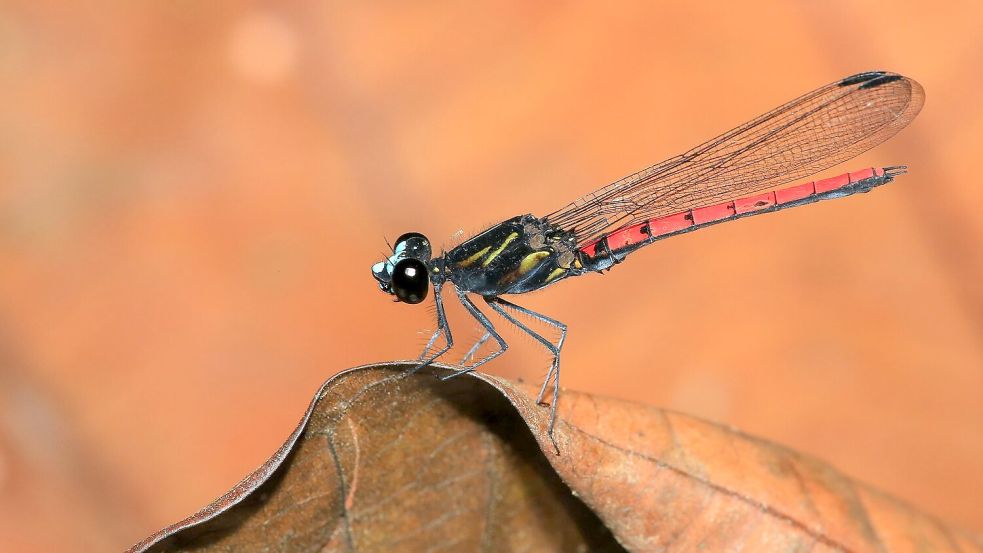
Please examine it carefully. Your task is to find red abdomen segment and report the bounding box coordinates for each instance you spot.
[578,167,902,267]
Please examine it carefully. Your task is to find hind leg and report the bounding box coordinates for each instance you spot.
[485,297,566,453]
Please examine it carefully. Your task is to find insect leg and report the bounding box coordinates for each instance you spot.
[460,331,491,364]
[439,289,508,380]
[485,297,566,452]
[418,325,443,361]
[413,281,453,372]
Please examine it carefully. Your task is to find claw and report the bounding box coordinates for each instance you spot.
[439,367,475,381]
[548,429,560,455]
[411,356,437,374]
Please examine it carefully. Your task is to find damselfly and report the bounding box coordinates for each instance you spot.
[371,71,923,450]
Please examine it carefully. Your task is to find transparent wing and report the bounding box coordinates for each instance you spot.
[546,71,924,245]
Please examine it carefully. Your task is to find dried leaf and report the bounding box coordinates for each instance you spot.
[130,364,981,552]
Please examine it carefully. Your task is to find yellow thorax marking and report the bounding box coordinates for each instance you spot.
[518,251,550,275]
[457,246,491,268]
[481,232,519,267]
[545,267,566,283]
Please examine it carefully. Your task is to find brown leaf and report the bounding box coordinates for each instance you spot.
[130,364,981,552]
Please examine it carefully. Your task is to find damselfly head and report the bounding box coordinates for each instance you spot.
[371,232,432,304]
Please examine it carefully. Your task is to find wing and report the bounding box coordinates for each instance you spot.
[545,71,924,245]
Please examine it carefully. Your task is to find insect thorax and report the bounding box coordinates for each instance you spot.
[442,215,582,296]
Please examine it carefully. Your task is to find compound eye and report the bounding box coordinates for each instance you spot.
[391,258,429,304]
[395,232,427,247]
[394,232,432,261]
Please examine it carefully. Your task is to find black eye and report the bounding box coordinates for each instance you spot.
[394,232,432,261]
[392,258,429,304]
[395,232,427,247]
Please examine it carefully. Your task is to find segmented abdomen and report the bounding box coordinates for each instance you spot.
[578,167,901,271]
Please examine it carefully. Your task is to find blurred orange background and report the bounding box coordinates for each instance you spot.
[1,2,981,550]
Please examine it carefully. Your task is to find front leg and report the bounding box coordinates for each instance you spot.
[413,281,453,372]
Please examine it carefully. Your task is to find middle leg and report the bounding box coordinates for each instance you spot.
[460,331,491,364]
[438,288,509,381]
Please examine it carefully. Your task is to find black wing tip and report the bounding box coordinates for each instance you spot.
[859,74,904,89]
[838,71,888,87]
[838,71,906,89]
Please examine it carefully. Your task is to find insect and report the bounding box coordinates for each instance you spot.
[371,71,923,451]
